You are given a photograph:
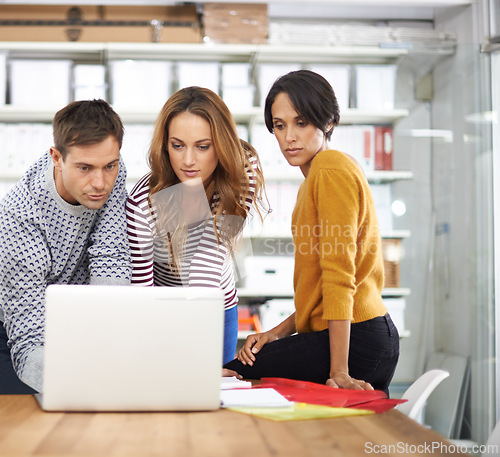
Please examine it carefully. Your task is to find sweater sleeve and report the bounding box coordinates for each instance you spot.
[314,168,361,320]
[126,177,154,286]
[0,209,50,392]
[87,156,132,285]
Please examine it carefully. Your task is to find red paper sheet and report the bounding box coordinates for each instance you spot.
[254,378,406,413]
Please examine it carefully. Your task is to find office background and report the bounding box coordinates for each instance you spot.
[0,0,498,444]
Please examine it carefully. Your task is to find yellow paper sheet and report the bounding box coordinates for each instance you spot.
[227,402,374,421]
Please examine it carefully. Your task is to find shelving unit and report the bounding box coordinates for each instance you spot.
[0,105,410,126]
[0,39,413,337]
[0,41,408,62]
[238,287,411,299]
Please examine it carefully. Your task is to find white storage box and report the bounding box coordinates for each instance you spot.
[355,64,396,111]
[120,124,154,180]
[258,63,301,107]
[244,256,294,291]
[73,64,106,101]
[260,299,295,332]
[222,62,251,87]
[370,183,393,233]
[9,59,72,107]
[222,86,254,110]
[307,64,351,111]
[0,52,6,105]
[177,61,220,94]
[110,60,171,111]
[383,297,406,333]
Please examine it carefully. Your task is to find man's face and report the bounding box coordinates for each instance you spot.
[50,135,120,210]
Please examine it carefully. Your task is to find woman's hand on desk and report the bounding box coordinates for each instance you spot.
[326,371,374,391]
[237,331,278,366]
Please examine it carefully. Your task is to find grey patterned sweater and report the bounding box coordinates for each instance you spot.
[0,151,131,391]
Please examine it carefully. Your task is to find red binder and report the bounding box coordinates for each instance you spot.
[254,378,406,414]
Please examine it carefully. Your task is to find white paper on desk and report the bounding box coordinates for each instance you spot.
[220,376,252,390]
[220,388,293,408]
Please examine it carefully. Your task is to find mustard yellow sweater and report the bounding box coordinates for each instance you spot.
[292,149,387,333]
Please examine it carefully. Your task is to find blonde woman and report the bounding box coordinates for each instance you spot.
[126,86,265,364]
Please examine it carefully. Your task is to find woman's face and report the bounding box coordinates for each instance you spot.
[167,112,219,187]
[271,92,327,176]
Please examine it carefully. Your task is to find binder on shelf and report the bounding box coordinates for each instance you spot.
[374,126,393,171]
[332,125,375,173]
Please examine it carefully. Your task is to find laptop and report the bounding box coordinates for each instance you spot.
[36,284,224,412]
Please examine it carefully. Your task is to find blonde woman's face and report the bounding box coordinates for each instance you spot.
[167,112,219,187]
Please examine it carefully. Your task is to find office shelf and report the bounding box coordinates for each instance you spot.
[0,105,410,125]
[237,287,411,299]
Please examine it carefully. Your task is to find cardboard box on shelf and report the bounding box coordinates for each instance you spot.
[0,4,101,20]
[203,3,268,44]
[0,4,201,43]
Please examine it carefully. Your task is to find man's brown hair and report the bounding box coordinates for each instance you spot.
[52,99,124,159]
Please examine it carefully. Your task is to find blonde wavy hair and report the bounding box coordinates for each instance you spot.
[148,86,266,273]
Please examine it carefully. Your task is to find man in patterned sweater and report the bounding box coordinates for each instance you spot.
[0,100,131,393]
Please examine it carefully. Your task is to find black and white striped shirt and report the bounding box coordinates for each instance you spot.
[126,159,257,310]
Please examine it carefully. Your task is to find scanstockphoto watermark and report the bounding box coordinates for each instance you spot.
[365,441,499,454]
[263,236,382,257]
[262,222,385,257]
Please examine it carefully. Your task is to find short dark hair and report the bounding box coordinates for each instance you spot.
[264,70,340,141]
[52,99,124,159]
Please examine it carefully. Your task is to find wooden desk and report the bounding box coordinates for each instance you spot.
[0,395,464,456]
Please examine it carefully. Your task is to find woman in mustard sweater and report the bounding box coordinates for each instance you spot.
[224,70,399,394]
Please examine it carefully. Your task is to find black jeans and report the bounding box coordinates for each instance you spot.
[224,314,399,396]
[0,323,37,394]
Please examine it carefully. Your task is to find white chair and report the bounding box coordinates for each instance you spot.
[396,369,450,423]
[424,352,470,438]
[483,420,500,455]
